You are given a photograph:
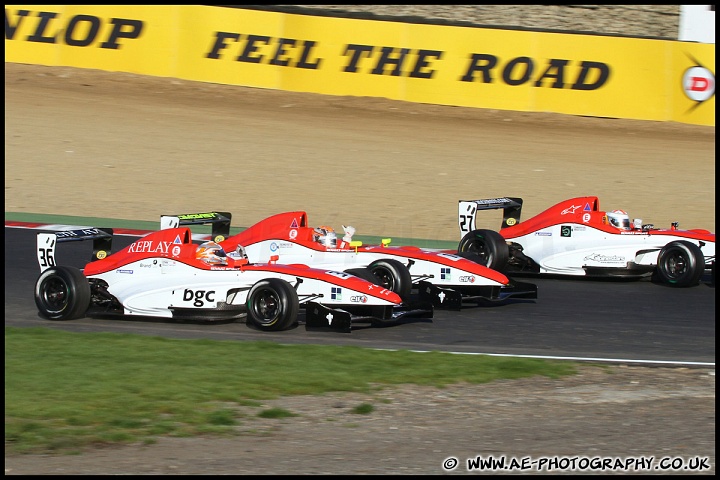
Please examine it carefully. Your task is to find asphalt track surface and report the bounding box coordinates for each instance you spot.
[5,226,715,366]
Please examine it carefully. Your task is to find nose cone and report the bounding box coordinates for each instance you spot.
[459,257,510,285]
[482,266,510,285]
[385,289,403,304]
[365,281,403,304]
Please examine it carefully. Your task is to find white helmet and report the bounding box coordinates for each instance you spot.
[606,209,630,230]
[314,226,337,248]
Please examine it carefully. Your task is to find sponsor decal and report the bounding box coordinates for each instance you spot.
[561,226,572,237]
[584,202,592,211]
[182,288,216,307]
[437,252,461,261]
[177,212,217,220]
[573,226,586,231]
[138,262,155,268]
[116,269,133,274]
[506,217,517,226]
[326,270,352,279]
[171,245,181,256]
[474,198,512,205]
[583,253,626,263]
[331,286,342,301]
[561,205,581,214]
[459,275,476,283]
[173,235,183,244]
[270,241,294,252]
[96,250,107,259]
[214,235,225,243]
[440,267,451,281]
[289,229,298,239]
[582,213,591,223]
[535,231,552,236]
[682,66,715,103]
[55,228,102,238]
[350,295,368,303]
[289,218,299,228]
[128,240,171,254]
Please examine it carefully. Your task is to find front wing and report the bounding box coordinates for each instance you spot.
[417,280,538,310]
[304,301,433,333]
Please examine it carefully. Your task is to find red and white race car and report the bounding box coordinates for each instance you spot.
[456,196,715,287]
[160,211,538,309]
[34,225,430,333]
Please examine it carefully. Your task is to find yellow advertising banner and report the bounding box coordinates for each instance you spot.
[5,5,715,126]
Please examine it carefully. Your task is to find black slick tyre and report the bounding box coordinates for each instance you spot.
[457,229,509,271]
[656,240,705,287]
[246,278,299,331]
[34,266,91,320]
[366,258,413,301]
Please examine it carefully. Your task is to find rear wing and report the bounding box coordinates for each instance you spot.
[458,197,524,237]
[37,227,113,273]
[160,211,232,243]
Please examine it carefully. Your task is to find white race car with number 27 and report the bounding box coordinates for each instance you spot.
[456,196,715,287]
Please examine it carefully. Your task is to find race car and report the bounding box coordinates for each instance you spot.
[160,211,538,309]
[456,196,715,287]
[34,225,432,333]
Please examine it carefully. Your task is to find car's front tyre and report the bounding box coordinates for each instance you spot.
[246,278,299,331]
[34,266,91,320]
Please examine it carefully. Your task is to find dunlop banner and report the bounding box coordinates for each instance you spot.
[5,5,715,126]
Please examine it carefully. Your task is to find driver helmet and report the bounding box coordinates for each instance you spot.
[195,241,228,265]
[606,209,630,230]
[313,226,337,248]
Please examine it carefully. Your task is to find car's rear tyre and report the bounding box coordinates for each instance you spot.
[34,266,91,320]
[365,259,413,301]
[655,241,705,287]
[457,229,509,271]
[246,278,299,331]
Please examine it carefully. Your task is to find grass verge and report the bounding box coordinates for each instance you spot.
[5,326,577,454]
